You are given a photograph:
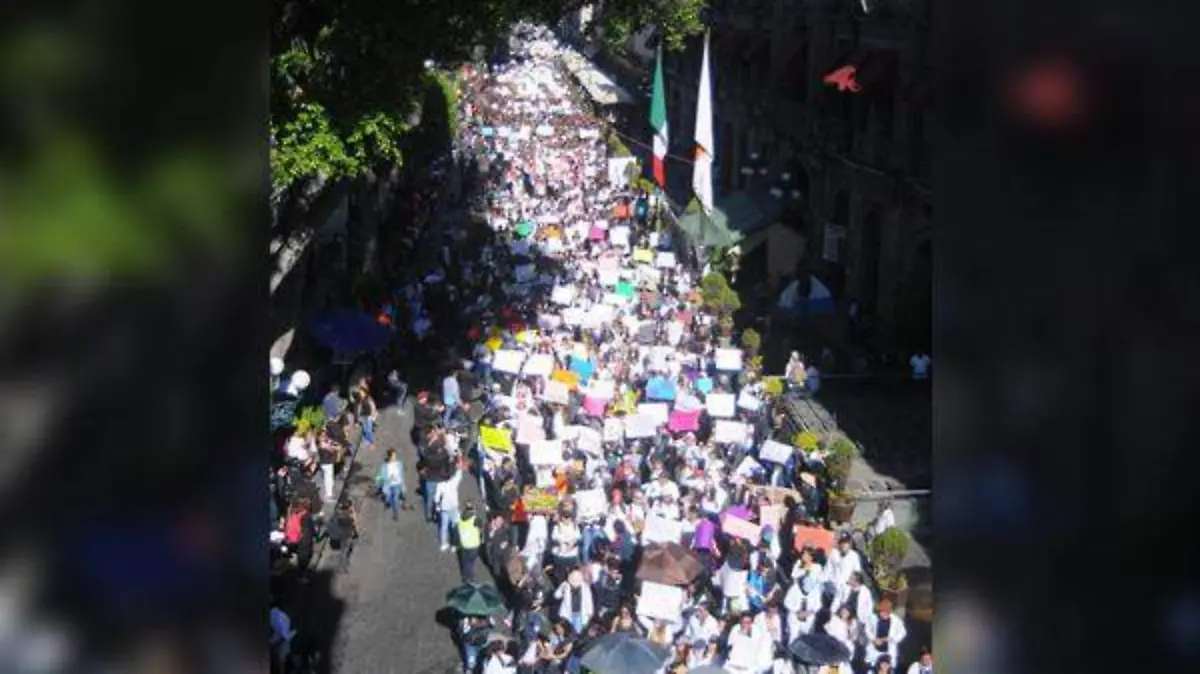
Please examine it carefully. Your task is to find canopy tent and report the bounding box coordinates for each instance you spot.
[777,274,835,316]
[675,192,786,248]
[560,50,634,106]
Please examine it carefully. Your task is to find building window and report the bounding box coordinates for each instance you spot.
[823,222,847,263]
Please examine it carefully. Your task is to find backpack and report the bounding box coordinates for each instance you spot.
[285,511,304,545]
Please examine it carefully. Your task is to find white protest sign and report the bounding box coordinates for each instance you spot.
[598,269,620,287]
[759,439,794,465]
[543,380,571,405]
[552,285,577,305]
[642,515,683,545]
[737,390,763,411]
[522,354,555,378]
[582,305,614,329]
[575,426,602,456]
[603,417,624,442]
[637,402,670,426]
[535,124,554,136]
[537,313,561,331]
[561,307,584,326]
[638,582,684,622]
[575,489,606,520]
[609,226,631,247]
[714,348,744,371]
[492,349,526,374]
[529,439,563,466]
[706,393,736,418]
[735,455,763,477]
[585,379,616,401]
[516,415,546,445]
[623,413,658,439]
[655,252,677,268]
[713,419,750,444]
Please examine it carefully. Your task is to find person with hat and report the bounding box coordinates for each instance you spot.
[864,599,908,668]
[456,501,484,583]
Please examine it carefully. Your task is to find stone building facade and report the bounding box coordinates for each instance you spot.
[662,0,932,348]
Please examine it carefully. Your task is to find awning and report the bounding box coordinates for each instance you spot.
[676,192,787,248]
[559,50,634,106]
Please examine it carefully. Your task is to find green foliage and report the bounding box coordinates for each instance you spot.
[595,0,708,52]
[740,328,761,353]
[823,435,858,486]
[633,176,657,194]
[700,271,741,316]
[606,132,633,157]
[294,405,327,435]
[868,526,910,577]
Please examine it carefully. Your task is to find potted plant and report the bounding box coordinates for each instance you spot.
[700,272,741,342]
[740,328,762,357]
[823,435,858,524]
[293,406,327,435]
[868,526,911,607]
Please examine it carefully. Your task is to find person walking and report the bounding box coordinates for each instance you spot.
[437,461,466,552]
[456,502,484,584]
[326,497,359,573]
[353,384,379,451]
[376,447,411,520]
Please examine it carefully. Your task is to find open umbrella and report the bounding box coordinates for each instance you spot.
[579,633,672,674]
[515,220,535,238]
[308,309,392,354]
[445,583,506,616]
[688,666,730,674]
[787,632,852,665]
[636,542,704,586]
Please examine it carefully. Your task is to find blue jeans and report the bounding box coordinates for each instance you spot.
[462,643,480,672]
[360,417,376,445]
[569,612,584,635]
[424,480,442,522]
[581,526,604,564]
[384,483,404,517]
[443,403,458,427]
[440,506,460,547]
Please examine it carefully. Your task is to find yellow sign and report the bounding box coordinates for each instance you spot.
[480,425,514,453]
[633,248,653,264]
[551,369,580,390]
[516,329,538,345]
[611,390,639,415]
[486,337,503,352]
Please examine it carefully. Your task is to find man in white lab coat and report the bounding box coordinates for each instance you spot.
[783,567,822,638]
[864,599,908,667]
[833,571,875,624]
[824,534,864,597]
[683,601,722,644]
[725,612,771,674]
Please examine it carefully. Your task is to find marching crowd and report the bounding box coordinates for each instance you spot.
[399,27,933,674]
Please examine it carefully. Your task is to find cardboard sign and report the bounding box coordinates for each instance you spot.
[522,354,555,378]
[522,488,559,515]
[516,416,547,445]
[637,402,670,426]
[492,349,526,374]
[623,413,659,439]
[575,426,602,456]
[542,380,571,405]
[603,417,624,442]
[642,515,683,545]
[654,252,677,268]
[721,515,762,545]
[633,248,654,264]
[714,348,744,371]
[793,525,836,554]
[576,489,606,520]
[714,420,750,445]
[667,408,701,432]
[737,390,763,411]
[759,504,786,532]
[638,582,685,622]
[735,456,763,477]
[551,369,580,390]
[480,425,514,453]
[759,439,794,465]
[706,393,736,418]
[529,439,563,466]
[609,226,631,247]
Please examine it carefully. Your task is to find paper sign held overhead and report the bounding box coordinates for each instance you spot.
[713,419,750,444]
[480,426,514,453]
[542,380,571,405]
[575,489,606,520]
[642,515,683,545]
[623,413,658,439]
[638,582,685,622]
[759,439,794,465]
[516,415,547,445]
[655,252,677,268]
[706,393,736,418]
[603,417,624,442]
[637,402,670,426]
[529,439,563,466]
[492,349,526,374]
[737,390,762,411]
[714,348,744,371]
[575,426,602,455]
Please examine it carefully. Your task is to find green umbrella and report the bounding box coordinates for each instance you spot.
[615,281,635,299]
[445,583,506,616]
[515,220,535,238]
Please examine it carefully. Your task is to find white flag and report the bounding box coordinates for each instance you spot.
[692,30,715,214]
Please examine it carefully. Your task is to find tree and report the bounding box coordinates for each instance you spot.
[270,0,708,195]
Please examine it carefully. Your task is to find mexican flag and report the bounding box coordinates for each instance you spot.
[649,46,669,189]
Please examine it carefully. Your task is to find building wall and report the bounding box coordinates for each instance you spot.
[664,0,932,345]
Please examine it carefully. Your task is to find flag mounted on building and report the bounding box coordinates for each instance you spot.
[692,30,715,214]
[649,46,669,189]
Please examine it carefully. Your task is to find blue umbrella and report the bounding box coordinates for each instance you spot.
[645,376,677,402]
[308,309,392,354]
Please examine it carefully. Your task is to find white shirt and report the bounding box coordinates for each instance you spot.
[907,664,934,674]
[551,520,580,558]
[286,435,314,462]
[436,469,464,512]
[825,548,863,589]
[726,626,768,673]
[484,654,517,674]
[684,612,721,643]
[871,508,897,538]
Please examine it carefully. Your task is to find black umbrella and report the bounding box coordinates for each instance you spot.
[579,633,672,674]
[787,632,851,665]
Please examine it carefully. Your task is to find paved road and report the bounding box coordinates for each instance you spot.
[307,400,485,674]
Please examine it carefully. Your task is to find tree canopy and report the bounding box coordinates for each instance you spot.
[270,0,707,193]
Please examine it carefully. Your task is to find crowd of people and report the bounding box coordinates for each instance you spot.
[398,26,933,674]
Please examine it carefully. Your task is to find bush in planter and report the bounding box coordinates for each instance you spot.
[700,272,741,317]
[823,435,858,487]
[740,328,762,355]
[294,406,327,435]
[868,526,910,576]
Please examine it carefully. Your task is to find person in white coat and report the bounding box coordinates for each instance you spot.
[905,646,934,674]
[833,571,875,624]
[864,600,908,668]
[866,501,896,545]
[823,605,860,667]
[522,514,549,571]
[783,574,820,638]
[725,612,770,674]
[552,568,594,635]
[482,641,517,674]
[824,534,863,596]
